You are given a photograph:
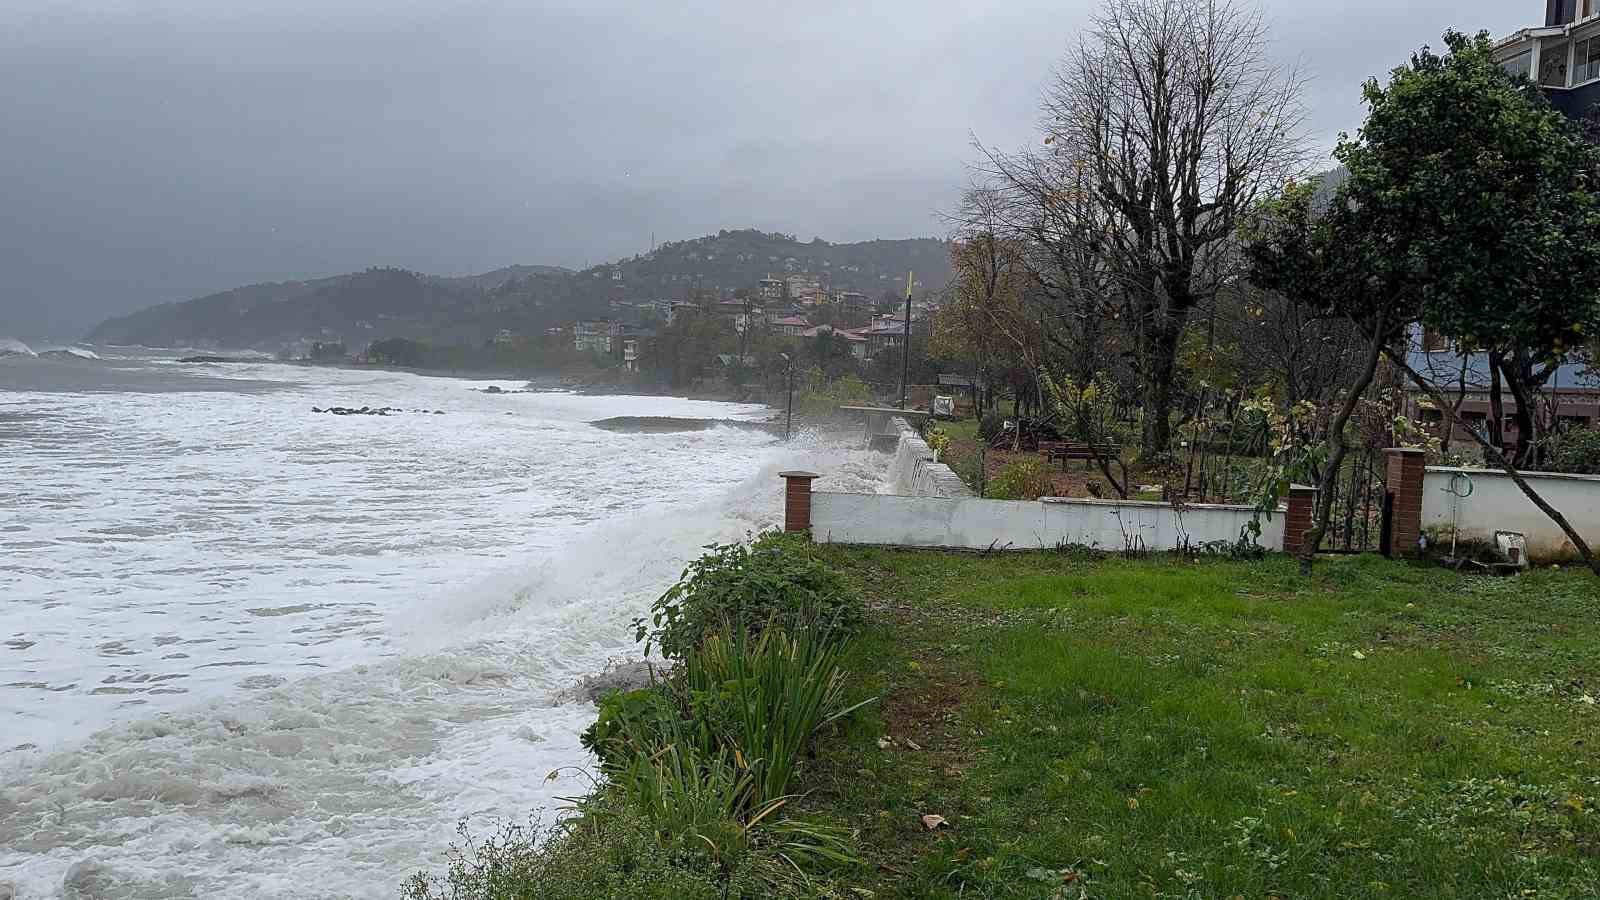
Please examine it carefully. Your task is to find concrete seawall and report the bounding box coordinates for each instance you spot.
[881,417,971,498]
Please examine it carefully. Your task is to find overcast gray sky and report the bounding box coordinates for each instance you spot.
[1,0,1532,339]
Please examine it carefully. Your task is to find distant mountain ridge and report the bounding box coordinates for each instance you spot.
[86,230,952,351]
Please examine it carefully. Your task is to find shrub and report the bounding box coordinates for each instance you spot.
[978,412,1006,444]
[1541,427,1600,475]
[633,534,859,662]
[581,686,678,772]
[987,457,1055,501]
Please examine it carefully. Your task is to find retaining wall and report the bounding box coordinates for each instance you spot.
[808,491,1282,552]
[1421,467,1600,562]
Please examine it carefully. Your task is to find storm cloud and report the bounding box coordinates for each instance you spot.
[1,0,1535,339]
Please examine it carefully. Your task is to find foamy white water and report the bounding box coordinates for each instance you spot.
[0,352,888,898]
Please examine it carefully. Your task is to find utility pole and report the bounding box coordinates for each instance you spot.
[899,270,913,409]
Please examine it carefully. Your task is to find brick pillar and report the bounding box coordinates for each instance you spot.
[780,471,819,533]
[1385,448,1427,558]
[1283,484,1317,555]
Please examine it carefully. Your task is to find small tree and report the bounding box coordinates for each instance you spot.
[1250,32,1600,575]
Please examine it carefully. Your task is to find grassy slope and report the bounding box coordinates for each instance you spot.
[800,551,1599,898]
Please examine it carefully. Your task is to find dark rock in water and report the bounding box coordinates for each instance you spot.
[484,385,503,394]
[562,659,660,704]
[179,355,240,363]
[313,405,434,417]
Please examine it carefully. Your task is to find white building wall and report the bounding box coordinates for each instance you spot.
[810,492,1283,553]
[1421,467,1600,561]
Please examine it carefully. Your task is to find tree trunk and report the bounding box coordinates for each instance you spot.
[1390,352,1599,577]
[1298,321,1388,576]
[1488,350,1506,464]
[1496,353,1540,468]
[1142,320,1183,458]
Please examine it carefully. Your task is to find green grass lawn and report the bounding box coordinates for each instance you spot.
[799,551,1600,898]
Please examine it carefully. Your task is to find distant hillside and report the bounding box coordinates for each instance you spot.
[585,230,953,297]
[432,264,573,292]
[86,231,954,351]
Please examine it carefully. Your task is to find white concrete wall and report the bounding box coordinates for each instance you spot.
[810,492,1283,552]
[1422,467,1600,561]
[884,417,971,498]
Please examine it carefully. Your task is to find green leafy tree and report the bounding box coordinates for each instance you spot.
[1249,31,1600,575]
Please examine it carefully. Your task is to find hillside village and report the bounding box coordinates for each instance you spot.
[87,229,956,396]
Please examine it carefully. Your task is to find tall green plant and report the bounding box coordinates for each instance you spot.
[678,626,874,806]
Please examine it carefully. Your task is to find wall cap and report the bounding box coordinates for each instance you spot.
[1425,465,1600,485]
[1287,484,1317,494]
[1384,447,1427,456]
[779,470,820,480]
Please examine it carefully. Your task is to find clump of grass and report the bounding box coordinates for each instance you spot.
[400,793,766,900]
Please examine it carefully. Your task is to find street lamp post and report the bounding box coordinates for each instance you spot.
[780,352,794,440]
[899,270,912,409]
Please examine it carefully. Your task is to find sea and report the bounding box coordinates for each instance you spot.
[0,345,888,898]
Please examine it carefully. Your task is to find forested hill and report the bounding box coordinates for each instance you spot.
[85,231,952,351]
[587,230,952,298]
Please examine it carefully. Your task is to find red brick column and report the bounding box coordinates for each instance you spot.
[780,471,819,533]
[1283,485,1317,555]
[1385,448,1426,558]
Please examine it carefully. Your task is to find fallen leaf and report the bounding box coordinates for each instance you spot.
[877,737,893,749]
[921,814,948,830]
[1126,796,1139,810]
[905,739,923,751]
[1352,650,1366,660]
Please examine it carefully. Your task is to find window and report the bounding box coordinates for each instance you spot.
[1577,37,1600,84]
[1587,0,1598,20]
[1501,49,1533,80]
[1541,42,1570,87]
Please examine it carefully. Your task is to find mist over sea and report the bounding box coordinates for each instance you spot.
[0,349,888,898]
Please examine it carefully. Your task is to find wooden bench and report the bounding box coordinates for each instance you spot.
[1038,441,1121,470]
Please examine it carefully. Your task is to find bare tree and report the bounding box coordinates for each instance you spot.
[976,0,1308,458]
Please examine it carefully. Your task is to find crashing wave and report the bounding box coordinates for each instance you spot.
[0,337,38,358]
[38,346,101,361]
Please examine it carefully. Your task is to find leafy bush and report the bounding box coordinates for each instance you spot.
[581,686,677,771]
[987,457,1056,501]
[1541,427,1600,474]
[633,534,859,662]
